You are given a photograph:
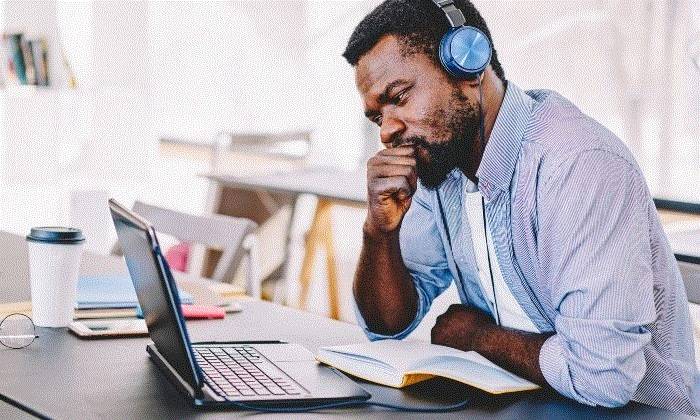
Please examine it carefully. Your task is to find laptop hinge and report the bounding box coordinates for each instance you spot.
[146,344,206,401]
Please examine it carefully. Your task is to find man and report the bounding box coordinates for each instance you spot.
[343,0,699,415]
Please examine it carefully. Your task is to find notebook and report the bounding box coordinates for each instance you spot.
[76,275,193,309]
[316,339,540,394]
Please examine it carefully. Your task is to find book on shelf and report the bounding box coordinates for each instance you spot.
[316,339,540,394]
[2,32,49,87]
[33,38,49,86]
[4,33,26,85]
[21,38,36,85]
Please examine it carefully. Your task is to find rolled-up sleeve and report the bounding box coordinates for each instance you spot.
[537,149,657,407]
[355,186,453,340]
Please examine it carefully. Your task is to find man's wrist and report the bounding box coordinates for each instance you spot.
[472,319,499,352]
[363,219,399,243]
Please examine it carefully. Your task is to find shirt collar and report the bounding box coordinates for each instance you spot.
[476,82,534,199]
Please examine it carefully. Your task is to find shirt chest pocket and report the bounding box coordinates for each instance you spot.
[399,202,450,269]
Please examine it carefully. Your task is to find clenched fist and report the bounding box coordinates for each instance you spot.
[431,304,495,352]
[364,145,418,237]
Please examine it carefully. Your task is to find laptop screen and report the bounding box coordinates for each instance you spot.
[109,200,201,390]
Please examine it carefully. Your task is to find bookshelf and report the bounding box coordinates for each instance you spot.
[0,1,151,235]
[0,0,67,89]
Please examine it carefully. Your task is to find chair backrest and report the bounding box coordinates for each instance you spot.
[131,201,257,288]
[678,259,700,305]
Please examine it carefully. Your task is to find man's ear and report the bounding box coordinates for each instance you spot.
[453,70,486,91]
[466,72,485,88]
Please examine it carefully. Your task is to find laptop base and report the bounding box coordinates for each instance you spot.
[147,343,370,408]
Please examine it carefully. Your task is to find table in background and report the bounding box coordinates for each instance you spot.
[205,167,367,319]
[0,230,689,419]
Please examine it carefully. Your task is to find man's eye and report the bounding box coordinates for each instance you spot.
[394,89,409,104]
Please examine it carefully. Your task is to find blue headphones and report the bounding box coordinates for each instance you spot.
[432,0,492,80]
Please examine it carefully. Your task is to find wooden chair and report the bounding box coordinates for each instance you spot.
[116,201,260,297]
[205,131,311,302]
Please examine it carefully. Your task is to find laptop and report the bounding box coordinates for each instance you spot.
[108,199,370,407]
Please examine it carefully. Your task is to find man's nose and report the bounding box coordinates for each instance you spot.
[379,116,406,147]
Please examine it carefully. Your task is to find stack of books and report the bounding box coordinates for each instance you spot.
[76,275,193,318]
[2,33,49,86]
[0,275,245,320]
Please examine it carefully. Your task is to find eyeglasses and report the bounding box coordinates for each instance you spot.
[0,313,38,349]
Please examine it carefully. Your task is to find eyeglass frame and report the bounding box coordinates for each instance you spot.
[0,313,39,349]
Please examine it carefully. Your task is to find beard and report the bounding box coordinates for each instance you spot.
[392,88,481,189]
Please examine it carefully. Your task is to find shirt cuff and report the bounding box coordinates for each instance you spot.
[539,333,593,405]
[353,287,428,341]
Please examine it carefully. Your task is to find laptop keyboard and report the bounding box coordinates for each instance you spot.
[195,346,304,398]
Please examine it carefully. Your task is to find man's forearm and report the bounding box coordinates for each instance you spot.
[475,325,553,386]
[354,226,418,335]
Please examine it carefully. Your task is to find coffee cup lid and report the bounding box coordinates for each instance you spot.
[26,227,85,244]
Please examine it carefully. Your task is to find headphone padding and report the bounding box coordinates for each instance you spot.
[439,26,492,79]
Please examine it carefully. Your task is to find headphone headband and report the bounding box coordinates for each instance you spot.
[432,0,466,27]
[431,0,491,79]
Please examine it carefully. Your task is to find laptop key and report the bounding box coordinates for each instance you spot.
[253,388,271,395]
[266,385,286,395]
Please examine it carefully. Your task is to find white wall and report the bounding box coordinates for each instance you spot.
[304,0,379,169]
[148,1,310,142]
[480,0,699,202]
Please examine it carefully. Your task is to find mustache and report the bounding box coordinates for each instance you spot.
[390,134,431,149]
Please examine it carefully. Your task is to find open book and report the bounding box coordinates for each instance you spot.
[316,339,539,394]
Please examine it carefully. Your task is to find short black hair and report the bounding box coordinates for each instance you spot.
[342,0,505,82]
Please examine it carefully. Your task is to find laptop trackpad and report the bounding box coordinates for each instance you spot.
[254,343,316,362]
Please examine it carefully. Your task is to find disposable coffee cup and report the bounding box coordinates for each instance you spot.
[26,227,85,327]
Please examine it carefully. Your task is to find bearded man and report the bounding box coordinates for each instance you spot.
[344,0,699,415]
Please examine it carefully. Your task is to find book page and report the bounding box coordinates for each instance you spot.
[320,339,458,372]
[409,355,539,393]
[316,345,403,387]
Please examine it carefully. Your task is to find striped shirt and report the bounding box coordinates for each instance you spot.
[355,82,700,415]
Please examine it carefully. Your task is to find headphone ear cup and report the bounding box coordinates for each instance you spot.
[439,26,492,80]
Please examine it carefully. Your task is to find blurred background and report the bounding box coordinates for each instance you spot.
[0,0,698,338]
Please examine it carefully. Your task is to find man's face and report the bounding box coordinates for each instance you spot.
[356,35,481,189]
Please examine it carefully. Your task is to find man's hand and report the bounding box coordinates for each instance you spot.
[432,304,552,386]
[354,144,419,335]
[365,145,417,236]
[431,304,495,351]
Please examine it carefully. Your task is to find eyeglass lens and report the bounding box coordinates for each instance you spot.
[0,313,37,349]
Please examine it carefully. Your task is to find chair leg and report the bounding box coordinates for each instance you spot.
[318,202,340,320]
[297,202,324,311]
